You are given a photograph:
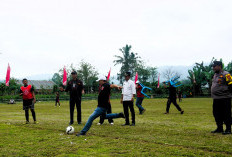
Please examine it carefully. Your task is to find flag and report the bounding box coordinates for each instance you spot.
[5,63,10,86]
[63,66,67,86]
[157,73,160,88]
[107,68,111,81]
[135,72,138,84]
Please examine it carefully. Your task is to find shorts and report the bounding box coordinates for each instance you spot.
[23,99,34,110]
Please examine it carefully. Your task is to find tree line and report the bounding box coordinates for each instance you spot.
[1,45,232,98]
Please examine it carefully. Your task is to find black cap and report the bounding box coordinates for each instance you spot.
[212,61,222,67]
[71,71,77,75]
[125,72,131,77]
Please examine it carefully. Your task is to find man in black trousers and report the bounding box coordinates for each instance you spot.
[121,72,136,126]
[163,82,184,114]
[60,71,84,125]
[211,61,232,135]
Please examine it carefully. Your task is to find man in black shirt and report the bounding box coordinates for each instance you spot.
[163,82,184,114]
[76,76,125,136]
[60,71,84,125]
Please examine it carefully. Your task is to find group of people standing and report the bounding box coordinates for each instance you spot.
[19,60,231,136]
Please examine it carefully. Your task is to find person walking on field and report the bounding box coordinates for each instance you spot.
[55,91,60,107]
[135,81,146,115]
[20,78,37,124]
[76,76,125,136]
[163,82,184,114]
[211,61,232,135]
[121,72,136,126]
[60,71,84,125]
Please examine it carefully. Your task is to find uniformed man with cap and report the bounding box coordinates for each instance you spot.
[211,61,232,135]
[60,71,84,125]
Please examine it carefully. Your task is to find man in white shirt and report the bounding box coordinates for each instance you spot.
[121,72,136,126]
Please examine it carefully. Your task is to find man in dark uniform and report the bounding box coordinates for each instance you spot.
[60,71,84,125]
[76,76,125,136]
[163,82,184,114]
[211,61,232,135]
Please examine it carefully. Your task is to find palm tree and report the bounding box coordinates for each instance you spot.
[114,45,140,83]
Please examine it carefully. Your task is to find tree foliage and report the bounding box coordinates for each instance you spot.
[114,45,141,83]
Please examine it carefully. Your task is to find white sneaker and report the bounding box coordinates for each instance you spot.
[110,122,114,125]
[97,123,102,125]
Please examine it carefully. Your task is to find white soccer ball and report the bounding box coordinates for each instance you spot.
[66,126,74,134]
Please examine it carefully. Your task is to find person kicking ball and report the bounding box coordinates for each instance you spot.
[76,76,125,136]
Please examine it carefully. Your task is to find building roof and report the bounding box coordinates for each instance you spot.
[17,80,55,89]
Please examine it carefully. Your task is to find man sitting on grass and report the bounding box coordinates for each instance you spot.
[76,76,125,136]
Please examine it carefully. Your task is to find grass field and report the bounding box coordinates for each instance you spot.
[0,98,232,156]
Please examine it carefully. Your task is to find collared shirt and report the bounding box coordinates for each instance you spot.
[122,79,136,101]
[211,70,232,99]
[65,79,84,98]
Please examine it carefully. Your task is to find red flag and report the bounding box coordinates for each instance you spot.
[63,66,67,86]
[134,72,138,84]
[5,63,10,86]
[157,73,160,88]
[107,68,111,81]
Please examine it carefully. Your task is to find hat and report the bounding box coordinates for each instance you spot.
[71,71,77,75]
[124,72,131,77]
[212,61,222,67]
[96,76,106,82]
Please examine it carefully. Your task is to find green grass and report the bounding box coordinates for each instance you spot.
[0,98,231,156]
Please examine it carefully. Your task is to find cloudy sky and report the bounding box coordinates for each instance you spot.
[0,0,232,80]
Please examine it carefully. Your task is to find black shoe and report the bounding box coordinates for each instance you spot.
[164,112,169,114]
[122,123,130,126]
[69,121,74,125]
[76,133,85,136]
[78,122,81,125]
[181,110,184,114]
[222,130,231,135]
[130,123,135,126]
[119,112,125,118]
[141,109,146,115]
[211,129,223,133]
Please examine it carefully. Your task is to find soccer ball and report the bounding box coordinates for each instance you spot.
[66,126,74,134]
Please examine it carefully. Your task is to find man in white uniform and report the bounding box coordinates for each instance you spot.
[121,72,136,126]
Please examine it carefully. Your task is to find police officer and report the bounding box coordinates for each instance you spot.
[61,71,84,125]
[211,61,232,135]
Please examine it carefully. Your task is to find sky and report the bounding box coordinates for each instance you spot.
[0,0,232,80]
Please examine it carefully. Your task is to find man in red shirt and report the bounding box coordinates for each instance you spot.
[135,81,146,114]
[20,78,37,124]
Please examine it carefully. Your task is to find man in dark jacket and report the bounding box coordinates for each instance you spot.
[60,71,84,125]
[211,61,232,135]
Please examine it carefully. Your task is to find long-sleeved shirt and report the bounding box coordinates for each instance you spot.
[122,79,136,101]
[65,79,84,99]
[211,70,232,99]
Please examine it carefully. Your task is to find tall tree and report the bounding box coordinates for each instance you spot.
[77,60,99,92]
[162,67,181,80]
[114,45,141,83]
